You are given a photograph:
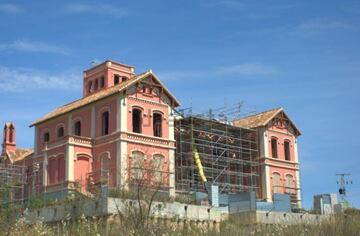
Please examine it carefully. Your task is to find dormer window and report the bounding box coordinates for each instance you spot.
[114,74,120,85]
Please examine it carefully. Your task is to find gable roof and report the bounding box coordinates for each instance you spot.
[233,107,301,136]
[2,148,33,164]
[30,71,180,127]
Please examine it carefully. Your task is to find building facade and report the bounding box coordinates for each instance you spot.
[1,60,302,208]
[234,108,302,208]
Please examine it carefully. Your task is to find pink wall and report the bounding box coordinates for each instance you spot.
[37,116,68,152]
[127,87,170,138]
[72,108,92,137]
[265,119,298,200]
[127,142,170,185]
[95,97,117,138]
[93,143,117,186]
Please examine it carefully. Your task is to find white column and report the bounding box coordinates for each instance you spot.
[116,95,122,131]
[119,96,128,187]
[67,114,72,135]
[169,149,175,197]
[120,141,128,188]
[168,107,175,196]
[296,170,302,208]
[91,106,96,138]
[65,143,75,182]
[34,127,38,156]
[265,165,272,201]
[43,146,48,187]
[294,138,299,163]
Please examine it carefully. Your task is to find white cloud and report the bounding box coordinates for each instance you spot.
[0,3,23,14]
[216,63,277,76]
[0,40,71,55]
[295,19,351,37]
[65,3,128,17]
[159,62,277,81]
[0,66,81,92]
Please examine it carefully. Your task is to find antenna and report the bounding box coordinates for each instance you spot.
[336,173,352,204]
[90,59,100,66]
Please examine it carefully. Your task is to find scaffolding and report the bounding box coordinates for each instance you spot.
[0,163,26,205]
[174,103,260,197]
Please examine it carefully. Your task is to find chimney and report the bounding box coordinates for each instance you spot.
[2,122,16,154]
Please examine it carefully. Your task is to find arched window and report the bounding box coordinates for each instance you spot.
[271,137,278,158]
[284,140,291,161]
[74,121,81,136]
[121,76,128,82]
[9,125,14,143]
[44,132,50,143]
[100,76,105,88]
[100,153,110,183]
[132,108,142,133]
[272,172,281,194]
[152,154,164,183]
[101,111,109,136]
[153,113,162,137]
[285,174,294,194]
[88,81,93,93]
[94,79,99,90]
[114,74,120,85]
[132,151,144,180]
[57,127,64,138]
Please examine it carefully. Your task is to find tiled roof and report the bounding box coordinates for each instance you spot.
[233,107,283,129]
[31,71,180,126]
[233,107,301,135]
[6,148,33,164]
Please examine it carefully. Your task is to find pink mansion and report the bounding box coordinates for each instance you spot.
[1,60,302,208]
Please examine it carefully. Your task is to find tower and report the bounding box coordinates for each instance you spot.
[2,122,16,154]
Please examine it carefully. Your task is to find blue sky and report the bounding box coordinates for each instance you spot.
[0,0,359,209]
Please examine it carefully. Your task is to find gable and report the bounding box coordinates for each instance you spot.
[267,112,299,136]
[233,107,301,136]
[126,74,178,107]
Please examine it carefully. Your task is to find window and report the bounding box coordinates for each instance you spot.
[121,76,128,82]
[132,151,144,180]
[271,138,278,158]
[284,140,291,161]
[152,154,164,183]
[94,79,98,90]
[101,111,109,136]
[285,175,294,194]
[114,74,120,85]
[9,125,14,143]
[272,173,281,194]
[100,76,105,88]
[74,121,81,136]
[57,127,64,138]
[132,108,142,133]
[88,81,93,93]
[153,113,162,137]
[44,132,50,143]
[100,153,109,182]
